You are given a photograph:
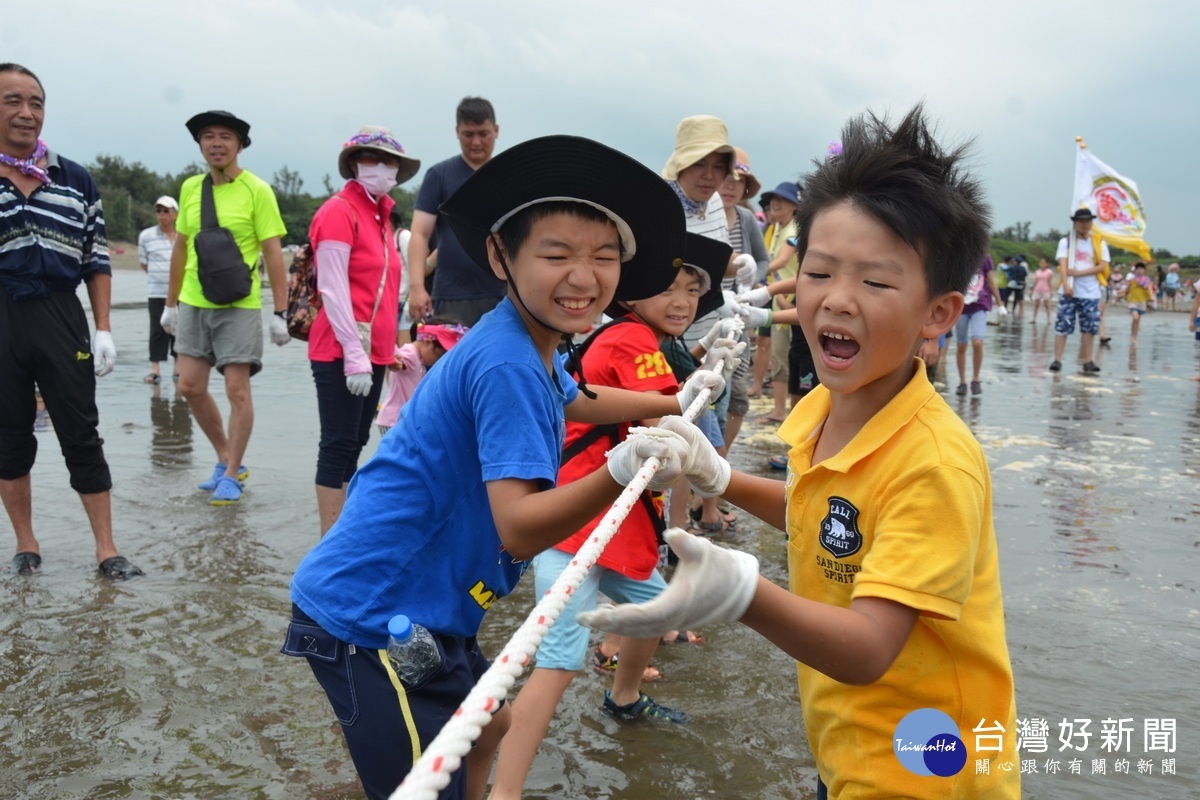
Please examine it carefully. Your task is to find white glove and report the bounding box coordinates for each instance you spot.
[714,290,740,319]
[270,314,291,346]
[676,369,725,417]
[346,372,374,397]
[736,286,772,307]
[735,303,773,328]
[697,318,741,352]
[578,527,760,637]
[159,305,178,336]
[606,426,688,491]
[732,254,756,292]
[92,330,116,377]
[996,305,1009,317]
[701,338,745,381]
[659,416,730,497]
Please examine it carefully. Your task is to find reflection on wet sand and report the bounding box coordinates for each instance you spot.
[2,275,1197,799]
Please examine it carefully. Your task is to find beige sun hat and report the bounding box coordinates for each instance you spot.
[338,125,421,184]
[731,146,761,201]
[662,115,735,181]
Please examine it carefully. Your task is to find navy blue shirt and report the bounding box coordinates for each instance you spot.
[0,151,111,301]
[417,155,507,302]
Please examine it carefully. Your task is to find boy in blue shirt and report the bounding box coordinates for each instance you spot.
[285,136,729,800]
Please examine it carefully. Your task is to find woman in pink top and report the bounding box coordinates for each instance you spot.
[308,126,420,535]
[1030,257,1056,326]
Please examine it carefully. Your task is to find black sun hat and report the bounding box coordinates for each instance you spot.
[607,232,731,319]
[1070,207,1096,221]
[186,110,251,148]
[439,135,687,304]
[685,233,734,319]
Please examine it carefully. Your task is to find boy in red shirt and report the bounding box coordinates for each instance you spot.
[489,233,735,800]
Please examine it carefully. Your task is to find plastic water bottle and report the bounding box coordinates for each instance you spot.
[386,614,441,684]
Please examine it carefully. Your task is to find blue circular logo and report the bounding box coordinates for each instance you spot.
[893,708,967,777]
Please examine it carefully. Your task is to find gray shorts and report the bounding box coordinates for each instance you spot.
[175,304,263,376]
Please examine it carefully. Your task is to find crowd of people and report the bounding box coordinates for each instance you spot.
[5,58,1199,800]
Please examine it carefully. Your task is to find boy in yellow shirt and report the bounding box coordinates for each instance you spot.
[585,104,1020,799]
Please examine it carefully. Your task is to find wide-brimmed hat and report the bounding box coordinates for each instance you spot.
[186,110,251,148]
[760,181,801,208]
[440,135,686,304]
[662,115,735,182]
[608,232,731,319]
[338,126,421,184]
[685,233,733,319]
[1070,208,1096,221]
[730,147,761,202]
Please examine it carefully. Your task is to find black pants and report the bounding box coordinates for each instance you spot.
[147,297,176,363]
[311,359,386,488]
[787,324,820,397]
[0,284,112,493]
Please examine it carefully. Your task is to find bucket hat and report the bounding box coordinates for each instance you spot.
[440,135,686,304]
[1070,208,1096,221]
[662,115,735,182]
[730,146,762,202]
[338,126,421,184]
[186,110,251,148]
[608,232,731,319]
[760,181,801,208]
[683,232,733,319]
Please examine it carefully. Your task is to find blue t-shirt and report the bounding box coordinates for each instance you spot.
[416,155,508,302]
[291,298,579,645]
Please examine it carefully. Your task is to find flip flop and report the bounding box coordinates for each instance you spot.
[662,630,704,645]
[144,373,161,384]
[11,551,41,575]
[98,556,145,580]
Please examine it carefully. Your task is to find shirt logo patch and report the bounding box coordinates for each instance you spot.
[819,496,862,558]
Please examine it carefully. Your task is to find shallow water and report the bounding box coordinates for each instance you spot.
[1,273,1197,799]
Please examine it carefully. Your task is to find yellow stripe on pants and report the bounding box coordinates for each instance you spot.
[378,648,422,766]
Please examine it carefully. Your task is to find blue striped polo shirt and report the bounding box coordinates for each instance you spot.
[0,150,111,301]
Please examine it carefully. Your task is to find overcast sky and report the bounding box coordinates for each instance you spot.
[11,0,1199,254]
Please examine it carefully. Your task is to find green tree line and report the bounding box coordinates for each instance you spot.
[992,219,1197,268]
[89,155,416,247]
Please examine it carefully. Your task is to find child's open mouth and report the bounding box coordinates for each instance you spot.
[557,298,593,313]
[821,331,860,363]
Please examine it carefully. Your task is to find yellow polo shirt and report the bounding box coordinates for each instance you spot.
[778,361,1019,800]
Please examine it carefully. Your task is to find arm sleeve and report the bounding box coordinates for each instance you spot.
[414,164,443,215]
[852,464,984,621]
[315,241,371,375]
[137,230,149,264]
[254,181,288,242]
[81,172,111,280]
[473,362,565,486]
[397,229,412,299]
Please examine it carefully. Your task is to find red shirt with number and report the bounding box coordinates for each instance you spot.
[554,317,679,579]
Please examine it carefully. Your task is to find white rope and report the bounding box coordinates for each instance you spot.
[388,387,716,800]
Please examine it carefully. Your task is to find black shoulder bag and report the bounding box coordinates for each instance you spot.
[194,175,252,305]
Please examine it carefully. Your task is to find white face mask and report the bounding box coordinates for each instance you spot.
[355,161,398,197]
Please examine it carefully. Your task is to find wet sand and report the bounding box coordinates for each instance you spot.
[1,272,1197,799]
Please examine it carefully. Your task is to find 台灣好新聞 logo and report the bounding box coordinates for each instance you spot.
[893,708,967,777]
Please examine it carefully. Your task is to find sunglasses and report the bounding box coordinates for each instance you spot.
[355,152,402,168]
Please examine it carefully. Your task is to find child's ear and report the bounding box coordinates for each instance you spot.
[485,236,511,283]
[922,290,963,339]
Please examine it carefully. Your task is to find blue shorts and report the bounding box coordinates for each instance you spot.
[282,604,493,800]
[1055,296,1101,336]
[954,309,988,342]
[695,407,724,448]
[532,547,668,670]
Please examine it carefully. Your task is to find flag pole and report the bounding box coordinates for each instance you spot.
[1063,136,1084,294]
